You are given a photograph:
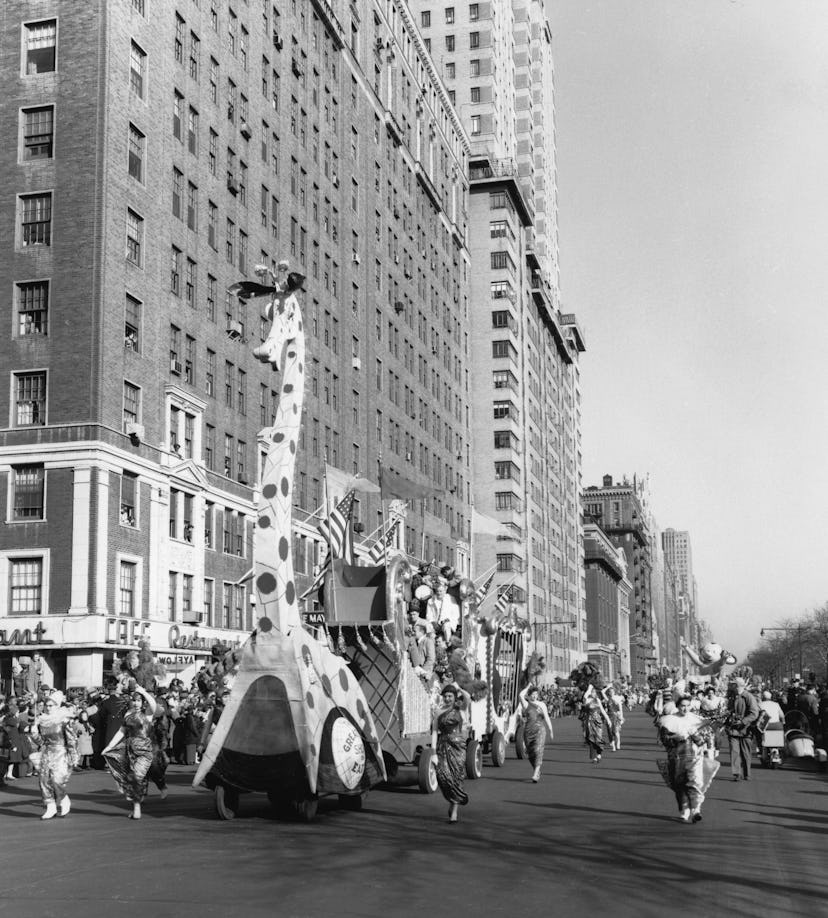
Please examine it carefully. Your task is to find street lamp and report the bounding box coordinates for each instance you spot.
[759,624,807,680]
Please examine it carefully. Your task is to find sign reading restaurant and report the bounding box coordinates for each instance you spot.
[0,621,54,647]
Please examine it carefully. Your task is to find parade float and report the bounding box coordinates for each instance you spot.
[319,557,526,788]
[192,264,385,821]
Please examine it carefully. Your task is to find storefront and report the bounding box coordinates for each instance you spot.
[0,615,248,693]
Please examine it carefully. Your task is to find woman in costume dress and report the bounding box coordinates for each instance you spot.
[579,685,611,764]
[519,684,554,782]
[605,686,626,752]
[31,695,78,819]
[431,683,471,823]
[658,694,718,823]
[102,685,166,819]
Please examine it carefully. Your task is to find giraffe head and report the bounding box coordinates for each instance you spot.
[253,266,306,369]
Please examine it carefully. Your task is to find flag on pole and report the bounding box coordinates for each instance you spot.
[489,577,517,623]
[300,558,330,600]
[325,463,381,495]
[366,517,401,563]
[317,490,356,564]
[379,465,441,501]
[473,571,495,605]
[299,490,356,599]
[471,507,511,537]
[492,588,512,619]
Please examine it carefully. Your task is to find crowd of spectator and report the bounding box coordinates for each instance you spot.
[0,645,241,787]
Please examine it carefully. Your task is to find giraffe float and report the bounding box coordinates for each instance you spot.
[193,262,385,819]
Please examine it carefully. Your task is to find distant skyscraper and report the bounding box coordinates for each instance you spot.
[409,0,587,677]
[662,528,698,643]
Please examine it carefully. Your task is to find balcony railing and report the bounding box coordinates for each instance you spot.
[470,158,518,181]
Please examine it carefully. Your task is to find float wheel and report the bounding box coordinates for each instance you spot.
[339,792,366,811]
[417,748,438,794]
[465,739,483,779]
[490,731,507,767]
[214,784,239,820]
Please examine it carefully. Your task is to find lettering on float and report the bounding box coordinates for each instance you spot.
[0,621,54,647]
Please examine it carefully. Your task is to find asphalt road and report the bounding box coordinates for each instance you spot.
[0,711,825,918]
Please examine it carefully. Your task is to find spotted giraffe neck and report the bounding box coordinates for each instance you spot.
[254,294,304,633]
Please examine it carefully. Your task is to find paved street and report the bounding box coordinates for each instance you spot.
[1,711,825,918]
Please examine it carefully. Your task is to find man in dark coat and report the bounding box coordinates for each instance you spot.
[89,677,125,769]
[726,677,760,781]
[797,684,820,735]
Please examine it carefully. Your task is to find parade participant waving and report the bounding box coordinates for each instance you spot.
[31,693,78,819]
[518,684,554,782]
[431,682,471,823]
[102,684,162,819]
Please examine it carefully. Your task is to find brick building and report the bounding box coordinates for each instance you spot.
[0,0,471,690]
[583,520,631,681]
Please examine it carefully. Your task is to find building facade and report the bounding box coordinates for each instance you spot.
[583,475,655,685]
[0,0,472,690]
[583,521,631,681]
[409,0,587,679]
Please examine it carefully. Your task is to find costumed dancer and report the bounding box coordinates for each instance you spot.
[606,684,626,752]
[102,685,165,819]
[518,684,554,782]
[580,686,611,764]
[571,662,612,764]
[431,683,472,823]
[657,694,719,823]
[31,693,78,819]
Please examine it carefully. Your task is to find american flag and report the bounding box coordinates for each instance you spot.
[367,518,400,563]
[299,491,355,599]
[317,490,356,564]
[473,572,495,606]
[491,584,516,625]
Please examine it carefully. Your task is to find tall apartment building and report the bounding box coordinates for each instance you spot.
[410,0,587,678]
[663,555,682,670]
[0,0,471,691]
[584,475,655,684]
[662,528,698,649]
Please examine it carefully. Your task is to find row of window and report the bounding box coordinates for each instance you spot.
[4,554,248,625]
[422,33,482,53]
[7,463,249,556]
[420,6,481,27]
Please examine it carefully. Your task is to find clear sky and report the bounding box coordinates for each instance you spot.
[550,1,828,658]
